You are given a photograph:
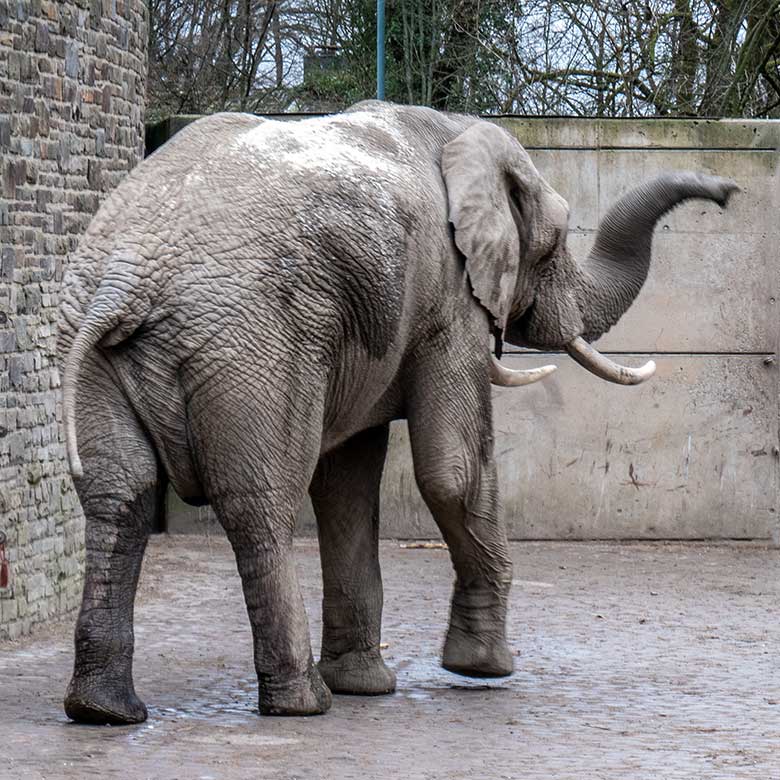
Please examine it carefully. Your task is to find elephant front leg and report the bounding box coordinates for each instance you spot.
[408,367,514,678]
[310,425,396,695]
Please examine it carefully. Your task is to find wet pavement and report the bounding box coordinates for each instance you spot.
[1,536,778,779]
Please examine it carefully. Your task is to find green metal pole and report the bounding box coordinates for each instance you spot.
[376,0,385,100]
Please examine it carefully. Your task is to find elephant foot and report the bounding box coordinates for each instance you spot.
[442,627,514,678]
[259,662,333,716]
[64,675,148,725]
[318,649,396,695]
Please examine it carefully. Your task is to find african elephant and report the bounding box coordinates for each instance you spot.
[57,101,737,725]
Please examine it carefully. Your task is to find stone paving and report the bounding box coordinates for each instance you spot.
[1,536,778,779]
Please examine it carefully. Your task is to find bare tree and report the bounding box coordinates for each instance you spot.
[146,0,780,119]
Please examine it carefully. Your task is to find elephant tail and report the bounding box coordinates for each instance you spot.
[63,264,150,479]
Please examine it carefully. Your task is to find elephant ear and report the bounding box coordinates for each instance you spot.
[441,122,542,330]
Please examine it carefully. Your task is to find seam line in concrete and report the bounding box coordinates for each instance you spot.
[523,146,779,152]
[502,350,776,357]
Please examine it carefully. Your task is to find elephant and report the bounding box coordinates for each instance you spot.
[57,100,737,725]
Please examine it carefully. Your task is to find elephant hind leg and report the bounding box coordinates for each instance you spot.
[64,358,163,725]
[193,384,332,716]
[212,489,332,716]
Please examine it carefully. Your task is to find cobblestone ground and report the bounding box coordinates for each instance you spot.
[1,537,778,780]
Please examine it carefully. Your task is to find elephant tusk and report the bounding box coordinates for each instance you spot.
[489,356,557,387]
[565,336,655,385]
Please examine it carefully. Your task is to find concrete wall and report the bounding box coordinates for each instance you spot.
[0,0,147,640]
[166,116,780,541]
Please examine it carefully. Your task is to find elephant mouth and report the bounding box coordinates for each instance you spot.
[490,311,656,389]
[488,337,655,388]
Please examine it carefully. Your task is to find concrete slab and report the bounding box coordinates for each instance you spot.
[595,149,779,236]
[152,114,780,541]
[382,354,779,541]
[575,231,779,353]
[529,136,780,354]
[1,536,778,779]
[167,354,779,542]
[527,149,601,230]
[494,116,780,151]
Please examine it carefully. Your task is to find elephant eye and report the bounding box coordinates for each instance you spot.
[507,184,525,221]
[536,244,558,269]
[507,186,533,260]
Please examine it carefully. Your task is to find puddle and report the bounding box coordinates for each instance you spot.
[512,580,555,588]
[404,690,432,701]
[178,730,299,747]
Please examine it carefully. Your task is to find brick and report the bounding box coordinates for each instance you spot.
[1,248,16,281]
[34,22,48,53]
[65,41,79,79]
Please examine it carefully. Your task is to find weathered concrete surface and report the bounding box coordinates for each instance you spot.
[163,115,780,540]
[385,354,780,540]
[530,145,780,353]
[169,352,780,541]
[1,536,778,779]
[492,116,780,150]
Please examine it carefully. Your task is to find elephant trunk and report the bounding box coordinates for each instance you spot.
[575,172,738,343]
[508,172,737,386]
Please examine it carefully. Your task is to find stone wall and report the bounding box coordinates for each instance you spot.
[0,0,147,640]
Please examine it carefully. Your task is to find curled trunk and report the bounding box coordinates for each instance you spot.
[576,172,738,342]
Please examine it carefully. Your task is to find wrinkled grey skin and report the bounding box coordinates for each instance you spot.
[57,101,736,725]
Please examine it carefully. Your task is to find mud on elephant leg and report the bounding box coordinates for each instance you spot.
[64,363,162,725]
[310,425,396,696]
[408,366,514,678]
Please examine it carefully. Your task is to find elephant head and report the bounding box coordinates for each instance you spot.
[441,122,738,386]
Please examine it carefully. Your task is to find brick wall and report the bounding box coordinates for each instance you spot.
[0,0,147,640]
